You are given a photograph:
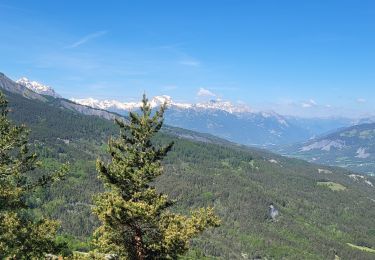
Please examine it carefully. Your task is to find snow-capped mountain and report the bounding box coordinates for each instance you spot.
[71,95,252,114]
[71,97,142,111]
[72,95,188,111]
[71,95,348,146]
[0,72,354,148]
[0,73,119,120]
[16,77,61,98]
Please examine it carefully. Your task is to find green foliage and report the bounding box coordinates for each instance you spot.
[0,91,70,258]
[92,95,220,259]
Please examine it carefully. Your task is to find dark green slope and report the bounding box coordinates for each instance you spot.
[3,89,375,259]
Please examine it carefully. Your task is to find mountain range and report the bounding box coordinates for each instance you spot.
[6,74,359,147]
[72,95,353,147]
[4,73,374,176]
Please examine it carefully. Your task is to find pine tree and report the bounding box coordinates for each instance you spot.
[93,94,220,259]
[0,91,69,258]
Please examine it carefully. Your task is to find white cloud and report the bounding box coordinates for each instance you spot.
[302,99,317,108]
[357,98,366,103]
[197,88,216,97]
[65,30,107,49]
[301,103,311,108]
[309,99,317,105]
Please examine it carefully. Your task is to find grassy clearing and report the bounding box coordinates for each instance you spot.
[317,182,346,191]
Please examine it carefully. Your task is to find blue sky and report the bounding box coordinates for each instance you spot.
[0,0,374,117]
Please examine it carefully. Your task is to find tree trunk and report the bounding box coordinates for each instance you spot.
[134,228,145,260]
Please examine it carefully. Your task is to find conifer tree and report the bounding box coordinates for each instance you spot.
[93,94,220,259]
[0,91,69,258]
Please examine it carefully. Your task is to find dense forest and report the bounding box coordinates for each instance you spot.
[2,89,375,259]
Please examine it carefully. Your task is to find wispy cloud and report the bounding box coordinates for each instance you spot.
[65,30,107,49]
[197,88,216,97]
[179,59,200,67]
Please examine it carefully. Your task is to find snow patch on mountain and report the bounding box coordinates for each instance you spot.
[195,99,251,113]
[318,169,332,174]
[71,97,141,111]
[16,77,61,98]
[356,147,370,159]
[300,139,346,152]
[349,174,374,187]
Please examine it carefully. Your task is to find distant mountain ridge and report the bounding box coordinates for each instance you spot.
[0,73,356,147]
[0,72,237,147]
[280,123,375,175]
[8,73,373,176]
[0,72,47,101]
[16,77,61,98]
[72,96,353,147]
[71,95,253,114]
[0,73,120,121]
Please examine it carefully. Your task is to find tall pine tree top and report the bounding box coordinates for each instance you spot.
[93,94,220,259]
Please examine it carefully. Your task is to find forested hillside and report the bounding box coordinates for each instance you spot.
[280,123,375,176]
[3,89,375,259]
